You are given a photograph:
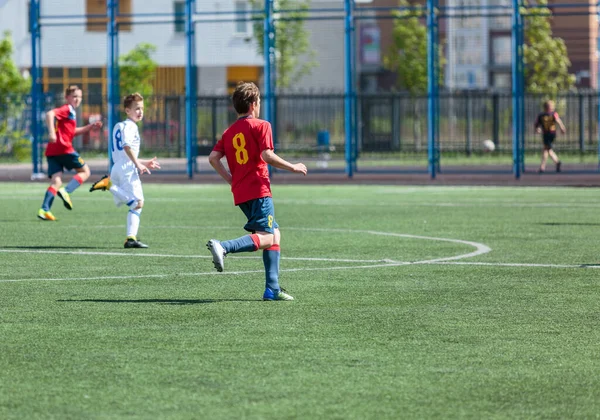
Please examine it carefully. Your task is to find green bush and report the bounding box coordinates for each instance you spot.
[11,135,31,162]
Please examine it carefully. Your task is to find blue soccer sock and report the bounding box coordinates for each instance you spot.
[65,174,84,193]
[41,186,57,211]
[263,245,281,291]
[222,234,260,254]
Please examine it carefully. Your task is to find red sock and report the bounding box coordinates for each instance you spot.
[265,244,280,252]
[73,174,84,185]
[250,234,261,251]
[48,186,57,195]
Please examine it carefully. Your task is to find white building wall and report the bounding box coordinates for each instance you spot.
[291,1,345,91]
[0,0,344,92]
[0,0,31,68]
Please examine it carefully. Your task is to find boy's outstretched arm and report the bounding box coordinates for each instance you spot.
[74,121,103,136]
[261,149,307,175]
[556,115,566,133]
[139,157,161,170]
[125,145,150,174]
[45,110,57,142]
[208,151,232,185]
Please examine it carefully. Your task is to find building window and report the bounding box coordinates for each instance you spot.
[48,67,64,79]
[87,83,104,106]
[88,67,103,78]
[492,72,511,88]
[491,36,511,65]
[68,68,83,78]
[235,1,249,35]
[86,0,132,32]
[174,1,185,33]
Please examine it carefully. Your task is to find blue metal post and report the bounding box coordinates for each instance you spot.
[185,0,197,178]
[264,0,274,176]
[518,14,525,173]
[426,0,439,178]
[30,0,42,175]
[106,0,120,172]
[263,0,274,125]
[350,0,358,172]
[598,34,600,170]
[271,14,278,152]
[511,0,522,178]
[344,0,354,177]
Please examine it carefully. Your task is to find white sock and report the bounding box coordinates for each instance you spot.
[127,208,142,239]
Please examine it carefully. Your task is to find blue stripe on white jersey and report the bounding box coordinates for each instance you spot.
[111,119,140,165]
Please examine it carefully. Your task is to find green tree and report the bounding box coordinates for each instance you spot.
[249,0,317,89]
[522,0,575,95]
[119,43,158,98]
[383,0,444,149]
[383,0,444,94]
[0,31,31,160]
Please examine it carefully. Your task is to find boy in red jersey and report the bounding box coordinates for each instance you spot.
[37,85,102,221]
[535,100,566,173]
[206,82,307,301]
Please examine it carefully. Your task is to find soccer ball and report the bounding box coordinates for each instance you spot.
[482,139,495,152]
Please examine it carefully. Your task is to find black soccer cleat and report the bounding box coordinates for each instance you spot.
[124,238,149,249]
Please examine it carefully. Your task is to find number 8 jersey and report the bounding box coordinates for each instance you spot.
[111,119,141,167]
[213,116,274,205]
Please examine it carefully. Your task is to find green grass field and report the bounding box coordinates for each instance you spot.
[1,183,600,419]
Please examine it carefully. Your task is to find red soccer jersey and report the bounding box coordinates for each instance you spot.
[213,116,273,205]
[45,104,77,156]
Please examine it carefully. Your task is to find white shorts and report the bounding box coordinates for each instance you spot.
[110,161,144,207]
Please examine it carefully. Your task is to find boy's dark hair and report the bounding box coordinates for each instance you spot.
[124,93,144,109]
[543,100,554,111]
[232,82,260,114]
[65,85,81,97]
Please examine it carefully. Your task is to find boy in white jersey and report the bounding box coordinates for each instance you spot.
[89,93,160,248]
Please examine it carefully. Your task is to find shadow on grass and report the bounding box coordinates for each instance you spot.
[58,298,259,305]
[579,264,600,268]
[0,246,104,250]
[538,223,600,227]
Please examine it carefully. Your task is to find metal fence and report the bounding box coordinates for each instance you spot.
[10,0,600,178]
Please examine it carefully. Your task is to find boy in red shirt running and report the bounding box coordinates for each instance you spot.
[37,85,102,221]
[206,82,307,301]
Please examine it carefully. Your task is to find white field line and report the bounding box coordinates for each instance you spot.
[427,261,600,269]
[1,260,598,284]
[7,194,600,208]
[0,248,383,263]
[1,226,595,284]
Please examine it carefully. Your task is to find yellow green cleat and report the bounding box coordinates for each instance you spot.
[37,209,57,221]
[57,187,73,210]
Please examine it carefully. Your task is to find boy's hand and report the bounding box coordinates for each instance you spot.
[147,157,161,170]
[137,163,150,175]
[48,132,57,142]
[91,121,103,130]
[292,163,308,176]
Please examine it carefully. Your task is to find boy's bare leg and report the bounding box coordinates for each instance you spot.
[539,149,549,172]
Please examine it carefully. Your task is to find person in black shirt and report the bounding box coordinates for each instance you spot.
[534,100,566,173]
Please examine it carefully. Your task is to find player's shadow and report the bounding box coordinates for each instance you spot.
[537,222,600,227]
[579,264,600,268]
[58,298,258,305]
[0,246,103,249]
